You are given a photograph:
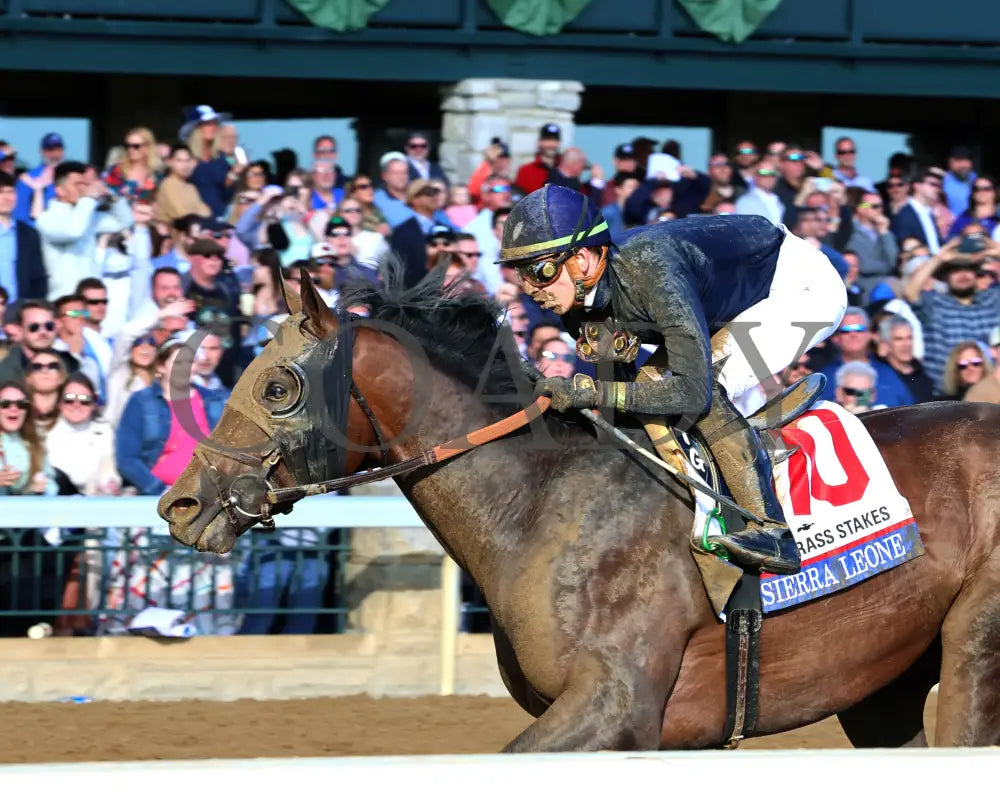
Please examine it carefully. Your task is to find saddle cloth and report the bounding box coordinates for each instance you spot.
[683,401,925,616]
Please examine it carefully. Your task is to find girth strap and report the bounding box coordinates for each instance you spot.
[723,572,763,748]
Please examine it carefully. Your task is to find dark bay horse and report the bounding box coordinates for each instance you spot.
[159,269,1000,751]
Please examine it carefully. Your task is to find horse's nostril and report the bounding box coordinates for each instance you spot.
[168,497,201,524]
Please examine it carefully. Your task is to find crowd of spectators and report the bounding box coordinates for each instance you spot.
[2,102,1000,635]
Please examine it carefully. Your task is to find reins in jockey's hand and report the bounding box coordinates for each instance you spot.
[577,407,767,526]
[516,358,767,525]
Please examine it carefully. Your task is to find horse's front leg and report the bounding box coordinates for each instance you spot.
[502,648,681,752]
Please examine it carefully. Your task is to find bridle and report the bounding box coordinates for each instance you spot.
[191,322,549,531]
[193,380,392,530]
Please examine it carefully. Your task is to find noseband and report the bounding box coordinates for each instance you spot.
[194,380,391,530]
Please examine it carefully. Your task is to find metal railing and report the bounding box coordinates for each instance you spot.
[0,526,350,636]
[0,494,424,637]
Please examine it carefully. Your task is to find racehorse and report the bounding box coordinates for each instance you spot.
[158,267,1000,751]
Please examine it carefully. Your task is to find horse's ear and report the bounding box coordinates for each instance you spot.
[274,262,302,316]
[298,265,337,337]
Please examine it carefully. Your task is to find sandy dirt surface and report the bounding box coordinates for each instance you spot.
[0,693,938,763]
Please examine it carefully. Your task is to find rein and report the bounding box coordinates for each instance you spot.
[266,395,551,506]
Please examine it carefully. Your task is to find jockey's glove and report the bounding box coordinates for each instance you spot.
[534,375,600,412]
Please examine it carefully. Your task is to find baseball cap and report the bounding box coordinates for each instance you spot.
[324,215,351,236]
[426,224,454,243]
[490,137,511,158]
[187,237,226,257]
[310,242,337,260]
[614,143,635,159]
[950,145,974,161]
[380,150,407,169]
[539,123,561,141]
[41,133,64,150]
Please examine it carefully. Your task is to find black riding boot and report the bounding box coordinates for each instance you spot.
[696,382,801,575]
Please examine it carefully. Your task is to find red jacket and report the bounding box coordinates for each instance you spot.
[515,154,559,195]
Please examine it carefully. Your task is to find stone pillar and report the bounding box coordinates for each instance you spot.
[439,78,585,187]
[344,479,448,694]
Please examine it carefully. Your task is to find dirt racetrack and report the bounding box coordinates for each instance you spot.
[0,693,938,763]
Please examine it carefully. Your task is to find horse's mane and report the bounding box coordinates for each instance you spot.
[338,260,522,405]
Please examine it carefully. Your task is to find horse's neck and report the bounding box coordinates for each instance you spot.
[392,375,543,576]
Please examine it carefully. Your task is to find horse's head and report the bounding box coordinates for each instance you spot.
[157,269,408,554]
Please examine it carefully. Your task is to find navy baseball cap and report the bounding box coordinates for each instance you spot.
[41,133,64,150]
[539,124,561,141]
[426,224,455,243]
[614,143,635,159]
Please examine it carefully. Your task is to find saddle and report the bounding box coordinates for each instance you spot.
[633,350,827,749]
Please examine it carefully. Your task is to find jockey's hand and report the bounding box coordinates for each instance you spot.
[535,375,599,412]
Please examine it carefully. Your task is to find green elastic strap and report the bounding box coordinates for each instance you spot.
[701,505,730,560]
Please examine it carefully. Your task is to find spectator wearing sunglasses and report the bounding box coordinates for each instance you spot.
[25,347,68,440]
[0,300,78,384]
[820,307,914,408]
[903,233,1000,389]
[0,377,55,496]
[965,328,1000,404]
[52,294,104,405]
[0,171,48,304]
[834,362,885,415]
[942,340,992,400]
[312,135,346,189]
[309,198,387,267]
[831,137,875,193]
[462,175,511,292]
[345,174,388,235]
[387,180,452,287]
[734,164,784,226]
[775,145,824,223]
[46,372,121,496]
[404,131,448,188]
[891,168,945,253]
[731,140,760,193]
[948,176,1000,239]
[846,190,899,298]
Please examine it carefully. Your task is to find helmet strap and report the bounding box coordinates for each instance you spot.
[565,246,609,303]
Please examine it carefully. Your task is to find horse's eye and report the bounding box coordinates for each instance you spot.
[265,382,287,402]
[254,365,304,417]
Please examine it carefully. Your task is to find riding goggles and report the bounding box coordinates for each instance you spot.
[515,250,574,288]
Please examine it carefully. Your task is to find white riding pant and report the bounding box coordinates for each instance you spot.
[716,230,847,410]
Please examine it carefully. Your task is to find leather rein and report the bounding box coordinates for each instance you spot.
[194,376,551,529]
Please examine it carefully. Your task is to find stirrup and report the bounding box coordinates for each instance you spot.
[709,524,801,575]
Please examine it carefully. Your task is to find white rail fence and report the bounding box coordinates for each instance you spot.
[0,495,466,694]
[0,750,996,798]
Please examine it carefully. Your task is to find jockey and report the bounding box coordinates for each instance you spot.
[498,184,847,575]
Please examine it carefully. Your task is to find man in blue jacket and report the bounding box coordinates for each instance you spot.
[819,307,915,408]
[498,185,847,575]
[13,133,64,226]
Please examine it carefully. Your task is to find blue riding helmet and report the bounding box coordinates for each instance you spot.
[497,184,611,269]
